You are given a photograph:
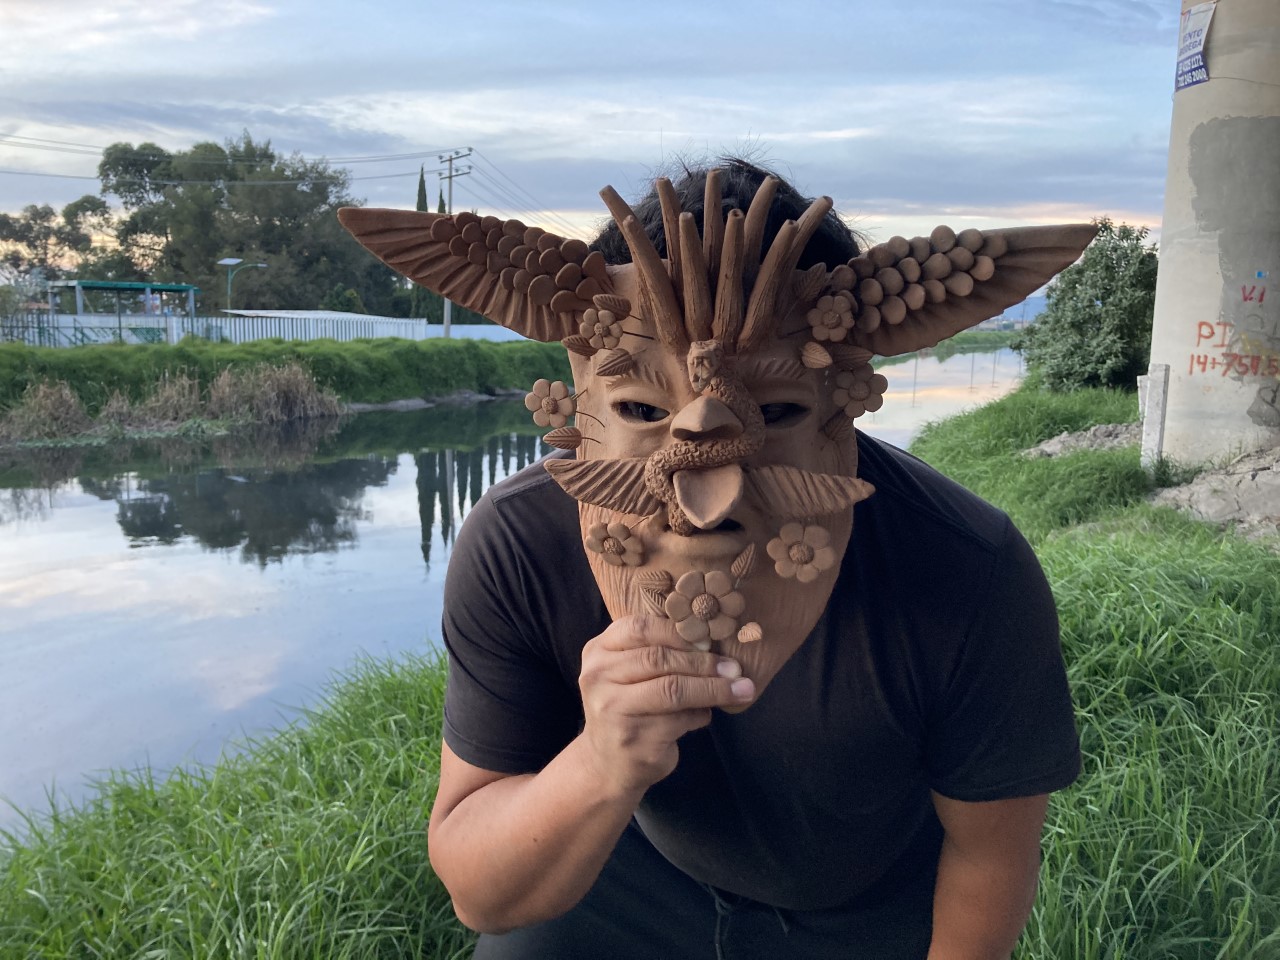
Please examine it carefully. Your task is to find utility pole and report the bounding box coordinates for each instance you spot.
[437,148,473,338]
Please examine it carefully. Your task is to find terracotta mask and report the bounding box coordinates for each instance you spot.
[340,172,1095,698]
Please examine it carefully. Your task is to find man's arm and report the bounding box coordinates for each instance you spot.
[427,616,755,934]
[926,791,1050,960]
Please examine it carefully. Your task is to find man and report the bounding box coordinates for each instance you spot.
[340,160,1088,959]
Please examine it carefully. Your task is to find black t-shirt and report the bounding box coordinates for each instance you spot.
[441,433,1080,912]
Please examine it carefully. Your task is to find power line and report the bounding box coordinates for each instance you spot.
[0,167,421,185]
[472,150,579,235]
[466,167,580,237]
[0,133,465,166]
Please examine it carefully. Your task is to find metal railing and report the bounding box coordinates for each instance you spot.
[0,312,439,347]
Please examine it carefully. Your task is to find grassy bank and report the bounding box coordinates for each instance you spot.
[910,388,1279,957]
[0,656,476,959]
[0,337,571,411]
[2,385,1277,958]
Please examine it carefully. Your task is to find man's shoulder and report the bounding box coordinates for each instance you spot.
[854,432,1011,557]
[458,451,580,560]
[487,451,572,508]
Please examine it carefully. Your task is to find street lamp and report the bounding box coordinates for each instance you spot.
[216,257,268,311]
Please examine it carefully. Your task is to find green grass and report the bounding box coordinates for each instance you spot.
[1025,510,1280,959]
[0,337,571,411]
[907,385,1280,958]
[2,383,1276,958]
[911,385,1145,541]
[0,655,476,960]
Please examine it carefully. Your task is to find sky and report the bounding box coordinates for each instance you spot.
[0,0,1180,244]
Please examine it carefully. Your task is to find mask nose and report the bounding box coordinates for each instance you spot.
[669,396,744,442]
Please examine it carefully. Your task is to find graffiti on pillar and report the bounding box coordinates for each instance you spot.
[1184,270,1280,427]
[1187,275,1279,374]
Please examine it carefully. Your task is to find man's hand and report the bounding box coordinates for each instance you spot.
[428,615,755,932]
[578,615,756,796]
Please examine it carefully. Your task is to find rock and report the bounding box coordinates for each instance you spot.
[1022,422,1141,458]
[1151,446,1280,545]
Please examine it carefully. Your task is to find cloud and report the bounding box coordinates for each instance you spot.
[0,0,272,54]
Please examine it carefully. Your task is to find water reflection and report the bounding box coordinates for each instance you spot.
[0,402,549,568]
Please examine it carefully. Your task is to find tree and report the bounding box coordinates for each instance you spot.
[0,199,103,280]
[94,132,408,314]
[1014,218,1158,391]
[416,166,429,212]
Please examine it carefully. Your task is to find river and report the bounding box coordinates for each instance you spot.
[0,347,1021,833]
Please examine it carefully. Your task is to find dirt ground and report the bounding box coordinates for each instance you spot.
[1024,424,1280,545]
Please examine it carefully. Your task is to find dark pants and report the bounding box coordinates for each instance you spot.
[472,820,935,960]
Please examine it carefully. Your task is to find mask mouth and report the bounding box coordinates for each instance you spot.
[665,515,744,536]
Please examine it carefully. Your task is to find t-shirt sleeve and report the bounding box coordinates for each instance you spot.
[925,518,1081,801]
[440,491,583,774]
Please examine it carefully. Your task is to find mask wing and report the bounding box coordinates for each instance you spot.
[338,207,613,343]
[840,223,1098,357]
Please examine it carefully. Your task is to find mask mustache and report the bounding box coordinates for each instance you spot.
[546,456,873,529]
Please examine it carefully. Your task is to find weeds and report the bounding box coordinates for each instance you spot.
[0,381,91,442]
[0,363,342,445]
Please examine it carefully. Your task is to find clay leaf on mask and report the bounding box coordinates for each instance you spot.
[544,457,662,517]
[636,570,674,617]
[745,465,875,520]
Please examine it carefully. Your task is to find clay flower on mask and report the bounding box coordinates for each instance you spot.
[767,523,838,584]
[832,365,889,418]
[584,522,645,567]
[579,310,623,350]
[524,378,575,428]
[806,292,855,343]
[664,570,745,647]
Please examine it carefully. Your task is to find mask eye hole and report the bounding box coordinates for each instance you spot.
[760,402,809,426]
[614,401,670,424]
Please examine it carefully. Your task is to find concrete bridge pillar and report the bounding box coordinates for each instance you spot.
[1146,0,1280,463]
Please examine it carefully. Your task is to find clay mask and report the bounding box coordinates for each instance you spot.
[555,264,863,681]
[339,170,1097,694]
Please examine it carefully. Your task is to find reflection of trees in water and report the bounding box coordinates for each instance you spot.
[0,446,87,491]
[2,401,559,567]
[116,457,397,566]
[210,418,345,471]
[0,487,60,524]
[411,432,550,572]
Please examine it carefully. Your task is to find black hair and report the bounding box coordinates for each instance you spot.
[589,158,860,269]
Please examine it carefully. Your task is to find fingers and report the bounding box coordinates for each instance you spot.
[594,615,689,653]
[581,614,757,717]
[600,643,740,686]
[635,672,755,713]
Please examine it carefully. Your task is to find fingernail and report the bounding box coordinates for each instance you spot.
[730,678,755,701]
[716,659,742,679]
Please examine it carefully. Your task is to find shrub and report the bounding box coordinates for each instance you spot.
[0,380,91,441]
[1014,219,1158,392]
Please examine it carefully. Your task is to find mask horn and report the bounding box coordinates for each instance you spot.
[338,207,609,343]
[837,223,1100,356]
[599,186,687,350]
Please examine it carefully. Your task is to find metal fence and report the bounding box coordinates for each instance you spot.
[0,311,437,347]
